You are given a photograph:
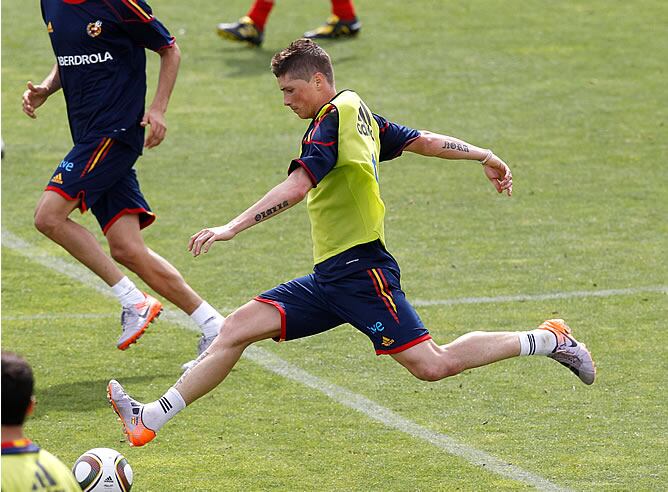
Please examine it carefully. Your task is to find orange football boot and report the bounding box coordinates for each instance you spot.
[107,380,156,447]
[539,319,596,385]
[117,294,162,350]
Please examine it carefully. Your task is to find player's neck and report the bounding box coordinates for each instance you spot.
[1,425,25,443]
[324,86,337,102]
[312,87,337,116]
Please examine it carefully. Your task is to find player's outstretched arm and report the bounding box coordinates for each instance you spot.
[22,63,61,119]
[405,130,513,196]
[142,43,181,149]
[188,167,313,256]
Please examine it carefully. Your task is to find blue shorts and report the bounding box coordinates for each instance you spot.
[45,137,155,234]
[256,267,430,355]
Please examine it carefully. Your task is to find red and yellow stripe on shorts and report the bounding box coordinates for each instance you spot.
[367,268,399,323]
[80,137,114,177]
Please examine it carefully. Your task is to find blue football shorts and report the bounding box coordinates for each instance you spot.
[256,267,431,355]
[45,137,155,234]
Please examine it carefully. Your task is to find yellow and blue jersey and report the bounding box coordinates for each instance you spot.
[40,0,175,153]
[258,91,429,354]
[1,439,80,492]
[288,90,420,278]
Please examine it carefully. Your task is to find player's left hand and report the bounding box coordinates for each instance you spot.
[141,107,167,149]
[483,154,513,197]
[189,226,236,257]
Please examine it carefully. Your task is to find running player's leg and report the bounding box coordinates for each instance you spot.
[34,190,125,286]
[96,165,224,352]
[108,274,343,446]
[392,321,596,385]
[174,300,281,403]
[391,332,521,381]
[216,0,273,46]
[108,299,281,446]
[106,214,203,314]
[36,139,166,349]
[304,0,361,40]
[329,266,595,385]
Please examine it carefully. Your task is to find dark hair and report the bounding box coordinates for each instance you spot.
[2,352,34,426]
[271,38,334,85]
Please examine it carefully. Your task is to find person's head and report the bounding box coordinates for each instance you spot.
[271,39,336,119]
[2,352,35,427]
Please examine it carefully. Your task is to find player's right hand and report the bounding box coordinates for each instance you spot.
[188,226,236,257]
[22,81,50,119]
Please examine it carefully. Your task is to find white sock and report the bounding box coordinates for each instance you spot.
[142,387,186,432]
[518,329,557,356]
[190,301,224,338]
[111,277,145,308]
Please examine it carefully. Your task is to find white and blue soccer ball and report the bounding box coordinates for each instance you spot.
[72,448,133,491]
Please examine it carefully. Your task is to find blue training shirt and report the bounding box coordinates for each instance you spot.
[287,103,421,281]
[40,0,175,153]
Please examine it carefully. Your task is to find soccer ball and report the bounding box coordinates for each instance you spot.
[72,448,133,491]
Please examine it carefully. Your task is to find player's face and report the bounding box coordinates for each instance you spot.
[277,74,323,119]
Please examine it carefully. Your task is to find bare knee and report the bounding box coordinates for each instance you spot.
[211,310,254,350]
[34,208,61,237]
[110,242,146,268]
[407,357,463,382]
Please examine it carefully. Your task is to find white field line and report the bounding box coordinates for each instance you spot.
[413,285,667,307]
[3,313,116,321]
[15,230,665,490]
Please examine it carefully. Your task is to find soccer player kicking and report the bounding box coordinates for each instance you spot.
[108,39,595,447]
[23,0,223,362]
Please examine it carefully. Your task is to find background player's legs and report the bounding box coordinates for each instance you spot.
[246,0,275,31]
[330,0,357,21]
[217,0,273,46]
[392,332,520,381]
[106,214,203,315]
[34,190,124,286]
[304,0,361,39]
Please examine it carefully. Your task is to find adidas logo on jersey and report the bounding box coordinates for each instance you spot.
[356,102,374,140]
[50,173,64,184]
[47,21,53,33]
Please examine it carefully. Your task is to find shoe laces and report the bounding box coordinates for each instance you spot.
[120,307,136,330]
[120,300,146,332]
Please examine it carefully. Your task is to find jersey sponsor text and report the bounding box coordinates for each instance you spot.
[57,51,113,67]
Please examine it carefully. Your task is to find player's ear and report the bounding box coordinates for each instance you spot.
[313,72,324,89]
[26,396,36,417]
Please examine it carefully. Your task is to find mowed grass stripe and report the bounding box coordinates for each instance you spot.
[2,228,568,491]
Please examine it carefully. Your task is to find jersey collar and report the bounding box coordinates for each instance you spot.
[1,438,40,455]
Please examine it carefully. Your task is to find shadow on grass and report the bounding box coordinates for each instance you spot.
[36,374,171,413]
[218,45,274,77]
[209,38,360,78]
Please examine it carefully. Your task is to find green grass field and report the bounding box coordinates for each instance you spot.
[2,0,667,490]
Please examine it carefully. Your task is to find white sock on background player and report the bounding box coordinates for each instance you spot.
[111,276,146,307]
[190,301,224,338]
